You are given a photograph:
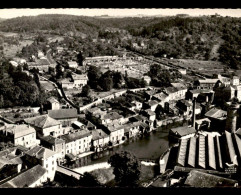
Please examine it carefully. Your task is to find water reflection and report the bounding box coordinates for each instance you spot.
[64,121,186,169]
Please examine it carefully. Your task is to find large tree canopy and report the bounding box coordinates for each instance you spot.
[108,151,141,187]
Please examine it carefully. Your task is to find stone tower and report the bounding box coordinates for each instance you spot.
[226,102,240,133]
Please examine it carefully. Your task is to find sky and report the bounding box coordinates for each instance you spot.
[0,8,241,19]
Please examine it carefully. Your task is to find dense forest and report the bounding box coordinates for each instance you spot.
[0,59,48,108]
[0,14,241,68]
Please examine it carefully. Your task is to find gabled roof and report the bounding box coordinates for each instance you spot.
[205,108,227,120]
[165,87,178,94]
[72,74,88,80]
[184,170,238,187]
[48,109,78,119]
[144,109,156,116]
[1,124,36,139]
[170,126,196,137]
[106,123,124,132]
[153,92,168,101]
[101,112,123,120]
[67,61,78,66]
[0,165,47,188]
[25,145,56,160]
[198,135,206,169]
[225,131,238,165]
[39,135,65,145]
[24,114,60,129]
[123,122,142,133]
[147,100,159,106]
[91,129,109,140]
[171,82,187,90]
[47,97,59,104]
[198,79,218,84]
[60,129,91,143]
[208,134,216,170]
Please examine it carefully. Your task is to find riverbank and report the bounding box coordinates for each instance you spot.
[74,162,111,174]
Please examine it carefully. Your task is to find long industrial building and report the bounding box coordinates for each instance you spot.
[175,131,241,172]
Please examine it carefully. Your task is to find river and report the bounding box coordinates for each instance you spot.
[63,125,178,170]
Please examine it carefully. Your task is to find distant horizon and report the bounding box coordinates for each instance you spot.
[0,9,241,19]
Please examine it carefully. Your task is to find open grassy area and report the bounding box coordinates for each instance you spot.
[3,39,33,58]
[170,59,226,70]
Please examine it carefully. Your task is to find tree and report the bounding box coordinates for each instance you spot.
[77,51,84,66]
[79,172,101,187]
[108,151,141,187]
[101,77,113,91]
[81,84,90,97]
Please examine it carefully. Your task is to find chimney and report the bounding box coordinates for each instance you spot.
[192,97,196,129]
[206,95,209,103]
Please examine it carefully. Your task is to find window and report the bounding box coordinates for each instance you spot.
[22,137,24,141]
[67,150,69,153]
[52,161,54,165]
[52,167,54,171]
[46,164,48,168]
[79,146,81,149]
[84,139,85,142]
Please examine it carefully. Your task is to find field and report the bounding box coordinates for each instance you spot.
[100,60,150,79]
[3,39,33,58]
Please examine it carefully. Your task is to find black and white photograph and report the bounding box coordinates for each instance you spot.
[0,8,241,189]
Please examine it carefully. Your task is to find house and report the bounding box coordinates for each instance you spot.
[131,101,143,111]
[39,136,65,161]
[171,82,188,100]
[143,100,159,111]
[95,112,124,126]
[142,109,156,121]
[71,74,88,88]
[152,92,170,107]
[24,115,62,137]
[0,124,40,148]
[24,146,57,181]
[46,97,60,110]
[105,123,125,145]
[143,76,151,85]
[184,170,238,187]
[9,61,18,67]
[67,61,78,69]
[176,99,192,116]
[60,129,92,156]
[123,122,141,138]
[231,76,240,86]
[234,85,241,101]
[178,69,186,75]
[27,59,52,72]
[144,90,156,100]
[194,79,219,90]
[37,51,45,59]
[60,78,74,89]
[91,129,109,152]
[78,118,96,130]
[187,89,215,103]
[56,47,64,54]
[0,147,27,180]
[169,126,196,140]
[164,87,179,101]
[48,109,78,127]
[0,165,48,188]
[205,108,227,132]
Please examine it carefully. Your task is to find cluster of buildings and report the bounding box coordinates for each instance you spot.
[59,73,88,90]
[155,75,241,188]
